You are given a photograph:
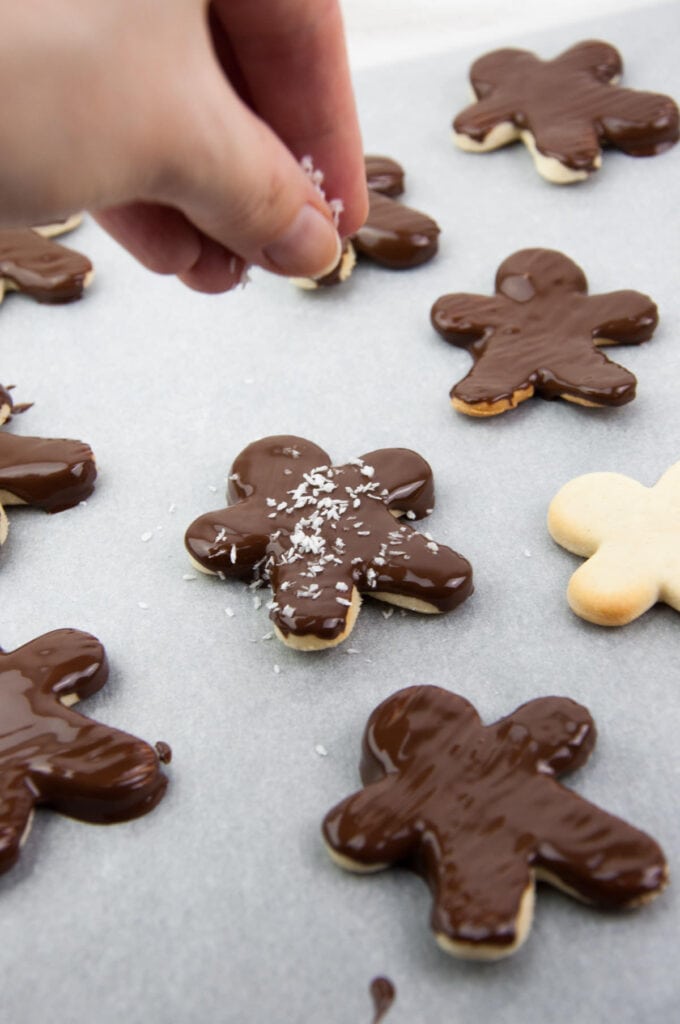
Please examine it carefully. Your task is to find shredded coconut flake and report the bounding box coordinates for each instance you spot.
[141,531,153,542]
[314,744,328,757]
[225,607,235,618]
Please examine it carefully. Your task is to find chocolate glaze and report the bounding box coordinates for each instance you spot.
[0,431,97,512]
[311,156,439,285]
[323,686,668,955]
[0,629,168,875]
[431,248,658,411]
[364,156,405,197]
[0,228,91,303]
[370,977,396,1023]
[185,436,472,644]
[353,190,440,270]
[454,40,679,171]
[0,385,31,424]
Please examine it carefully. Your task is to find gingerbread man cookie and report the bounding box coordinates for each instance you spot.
[0,629,169,876]
[185,436,472,650]
[453,40,679,183]
[323,686,667,960]
[548,461,680,625]
[431,249,658,416]
[0,215,93,304]
[298,156,440,288]
[0,389,96,548]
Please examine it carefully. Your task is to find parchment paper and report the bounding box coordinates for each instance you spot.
[0,4,679,1022]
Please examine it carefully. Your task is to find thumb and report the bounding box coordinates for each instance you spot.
[153,69,343,280]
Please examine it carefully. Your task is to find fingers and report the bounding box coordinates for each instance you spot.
[211,0,368,237]
[94,202,247,293]
[154,54,344,280]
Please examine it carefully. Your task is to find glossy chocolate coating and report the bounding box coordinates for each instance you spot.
[454,40,679,171]
[323,686,667,955]
[0,431,97,511]
[311,156,439,285]
[354,190,440,270]
[431,248,658,412]
[364,156,405,197]
[0,629,169,875]
[370,977,396,1023]
[185,436,472,644]
[0,228,91,303]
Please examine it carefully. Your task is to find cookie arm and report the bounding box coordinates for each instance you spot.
[371,534,473,614]
[548,472,647,555]
[184,504,271,577]
[586,290,658,344]
[0,434,97,511]
[323,776,418,871]
[453,95,519,148]
[29,720,168,824]
[534,784,668,908]
[431,294,506,347]
[10,629,108,702]
[598,87,679,155]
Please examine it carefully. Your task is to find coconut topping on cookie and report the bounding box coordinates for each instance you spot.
[431,248,658,416]
[0,629,169,876]
[185,436,472,650]
[452,40,679,183]
[323,685,668,960]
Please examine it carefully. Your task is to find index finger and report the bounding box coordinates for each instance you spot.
[210,0,368,236]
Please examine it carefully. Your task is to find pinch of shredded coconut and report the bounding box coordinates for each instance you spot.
[300,155,344,227]
[273,664,281,675]
[335,581,349,591]
[141,531,153,542]
[405,511,416,520]
[225,607,235,617]
[336,597,351,607]
[182,573,197,581]
[314,744,328,757]
[168,502,177,514]
[230,544,237,564]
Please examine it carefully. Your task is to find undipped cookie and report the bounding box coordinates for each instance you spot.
[452,40,679,183]
[0,216,93,304]
[431,249,658,416]
[323,685,668,960]
[548,461,680,625]
[0,629,169,876]
[185,436,472,650]
[0,387,96,548]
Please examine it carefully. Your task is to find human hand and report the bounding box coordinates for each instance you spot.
[0,0,367,292]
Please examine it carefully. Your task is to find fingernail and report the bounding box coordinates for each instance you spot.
[262,204,342,278]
